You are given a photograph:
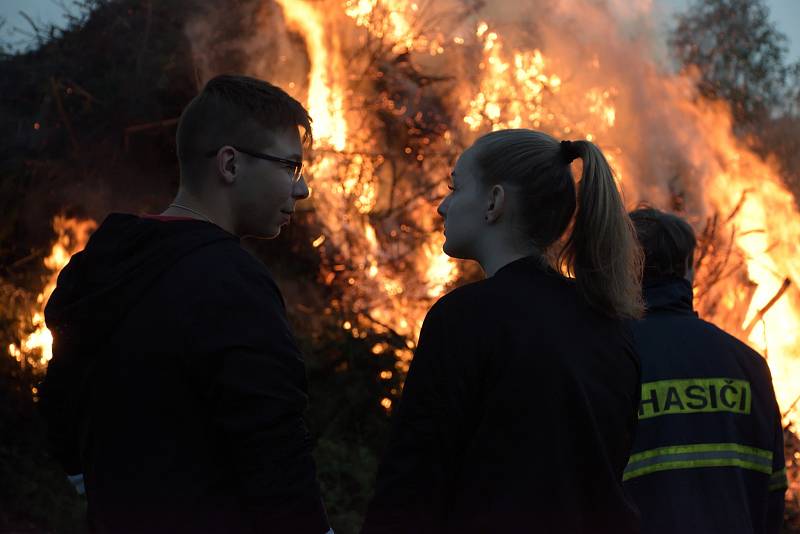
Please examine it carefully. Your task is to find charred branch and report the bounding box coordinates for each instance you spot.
[50,76,80,155]
[123,118,179,151]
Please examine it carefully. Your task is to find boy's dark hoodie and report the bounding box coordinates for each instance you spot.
[40,213,329,534]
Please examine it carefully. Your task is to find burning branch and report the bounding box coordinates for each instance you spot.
[743,277,792,336]
[692,211,750,320]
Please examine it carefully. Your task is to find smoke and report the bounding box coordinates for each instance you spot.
[184,0,310,91]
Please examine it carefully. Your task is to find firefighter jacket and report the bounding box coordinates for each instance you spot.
[624,277,787,534]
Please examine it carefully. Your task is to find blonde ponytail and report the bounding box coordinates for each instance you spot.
[558,141,644,319]
[474,130,643,319]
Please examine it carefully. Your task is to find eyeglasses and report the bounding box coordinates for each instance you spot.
[206,146,304,182]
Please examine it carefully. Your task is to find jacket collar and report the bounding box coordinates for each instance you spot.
[643,276,696,316]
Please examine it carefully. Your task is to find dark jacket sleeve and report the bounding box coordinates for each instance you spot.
[361,299,483,534]
[766,387,786,534]
[187,270,329,534]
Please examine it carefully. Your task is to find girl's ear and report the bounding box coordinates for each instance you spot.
[486,184,505,223]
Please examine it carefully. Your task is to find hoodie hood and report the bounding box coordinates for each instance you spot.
[41,213,236,473]
[45,213,236,343]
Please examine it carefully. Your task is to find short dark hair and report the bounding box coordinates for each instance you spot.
[176,74,312,177]
[629,207,696,284]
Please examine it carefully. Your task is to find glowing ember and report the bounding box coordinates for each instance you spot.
[344,0,446,55]
[464,23,562,132]
[9,216,96,369]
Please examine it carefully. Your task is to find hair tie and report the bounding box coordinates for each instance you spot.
[560,140,579,164]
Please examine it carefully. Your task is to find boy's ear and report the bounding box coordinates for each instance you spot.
[217,146,238,184]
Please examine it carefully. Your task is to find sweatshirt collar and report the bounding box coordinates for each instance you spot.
[494,254,555,278]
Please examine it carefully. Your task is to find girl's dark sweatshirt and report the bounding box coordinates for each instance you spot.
[362,256,641,534]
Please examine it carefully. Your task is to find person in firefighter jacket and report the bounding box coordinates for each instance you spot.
[625,207,787,534]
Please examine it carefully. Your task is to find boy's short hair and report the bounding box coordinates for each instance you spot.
[176,75,312,176]
[629,207,697,284]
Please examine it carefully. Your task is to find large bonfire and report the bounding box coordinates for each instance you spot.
[8,0,799,505]
[192,0,800,426]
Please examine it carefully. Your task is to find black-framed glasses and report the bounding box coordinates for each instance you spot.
[206,146,304,182]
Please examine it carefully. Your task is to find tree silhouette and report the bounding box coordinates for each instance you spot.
[670,0,800,129]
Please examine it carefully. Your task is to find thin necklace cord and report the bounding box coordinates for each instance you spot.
[168,203,217,226]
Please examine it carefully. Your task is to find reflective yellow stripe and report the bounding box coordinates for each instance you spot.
[769,468,788,491]
[624,443,772,482]
[629,443,771,462]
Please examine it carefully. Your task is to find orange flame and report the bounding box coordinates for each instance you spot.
[9,216,96,370]
[272,0,460,349]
